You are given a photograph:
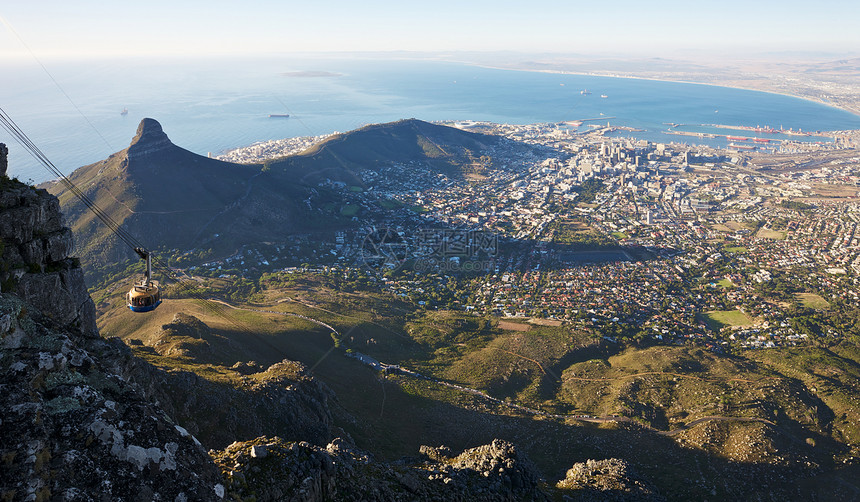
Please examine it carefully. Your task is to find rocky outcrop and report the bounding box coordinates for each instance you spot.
[126,118,174,161]
[117,354,334,449]
[0,294,224,501]
[213,436,548,501]
[0,143,8,177]
[0,177,96,336]
[149,312,232,361]
[556,458,665,501]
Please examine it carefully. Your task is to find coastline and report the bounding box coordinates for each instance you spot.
[461,61,860,122]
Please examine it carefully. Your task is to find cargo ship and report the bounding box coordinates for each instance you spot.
[268,114,290,118]
[726,135,747,141]
[753,137,771,143]
[728,143,756,150]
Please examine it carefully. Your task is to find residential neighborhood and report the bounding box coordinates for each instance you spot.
[194,120,860,352]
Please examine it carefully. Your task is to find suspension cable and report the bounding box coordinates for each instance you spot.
[0,107,143,253]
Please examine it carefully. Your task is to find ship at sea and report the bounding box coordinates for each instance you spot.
[580,89,591,95]
[600,94,608,98]
[120,107,128,116]
[268,114,290,118]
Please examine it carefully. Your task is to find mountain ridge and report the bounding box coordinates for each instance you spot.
[45,118,502,270]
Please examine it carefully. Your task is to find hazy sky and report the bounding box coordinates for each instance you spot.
[1,0,859,59]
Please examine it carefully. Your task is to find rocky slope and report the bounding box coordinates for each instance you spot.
[556,458,665,501]
[120,349,335,449]
[0,172,224,500]
[213,437,547,502]
[0,177,96,337]
[0,293,225,501]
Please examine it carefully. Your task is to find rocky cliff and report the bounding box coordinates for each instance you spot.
[0,143,8,177]
[0,294,225,501]
[213,436,548,502]
[0,175,96,337]
[1,171,224,500]
[126,118,174,161]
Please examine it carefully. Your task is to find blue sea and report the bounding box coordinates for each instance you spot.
[3,55,860,184]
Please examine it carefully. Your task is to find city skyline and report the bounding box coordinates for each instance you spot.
[2,0,859,60]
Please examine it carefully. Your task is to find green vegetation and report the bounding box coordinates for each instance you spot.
[757,228,787,240]
[716,278,734,289]
[85,266,860,501]
[796,292,830,310]
[700,310,754,330]
[571,178,605,204]
[378,198,403,210]
[417,136,445,157]
[549,218,616,248]
[724,246,748,254]
[0,174,25,190]
[746,345,860,448]
[778,200,814,211]
[340,204,359,217]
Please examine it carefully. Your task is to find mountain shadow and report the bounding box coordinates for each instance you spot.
[45,118,502,269]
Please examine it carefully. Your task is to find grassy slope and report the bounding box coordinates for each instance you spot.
[281,119,499,179]
[701,310,755,330]
[94,272,860,500]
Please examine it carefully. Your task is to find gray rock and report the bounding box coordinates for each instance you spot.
[0,204,37,243]
[216,436,548,501]
[1,181,96,335]
[20,238,45,267]
[0,143,7,177]
[127,118,174,160]
[419,444,455,461]
[0,294,223,501]
[557,458,665,501]
[1,242,24,269]
[44,228,75,263]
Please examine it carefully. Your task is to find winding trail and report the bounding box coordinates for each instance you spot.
[212,298,779,436]
[660,416,776,436]
[208,298,341,336]
[563,371,781,385]
[279,297,410,340]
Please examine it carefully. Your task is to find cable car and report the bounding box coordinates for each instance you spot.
[127,247,161,312]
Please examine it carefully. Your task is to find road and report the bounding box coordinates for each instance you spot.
[213,297,779,436]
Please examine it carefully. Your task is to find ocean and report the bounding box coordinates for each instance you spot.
[3,55,860,184]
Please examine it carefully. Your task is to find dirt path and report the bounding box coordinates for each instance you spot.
[214,298,779,436]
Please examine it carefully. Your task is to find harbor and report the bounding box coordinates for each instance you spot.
[661,121,838,147]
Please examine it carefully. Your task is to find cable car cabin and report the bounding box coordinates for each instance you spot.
[127,281,161,312]
[127,247,162,312]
